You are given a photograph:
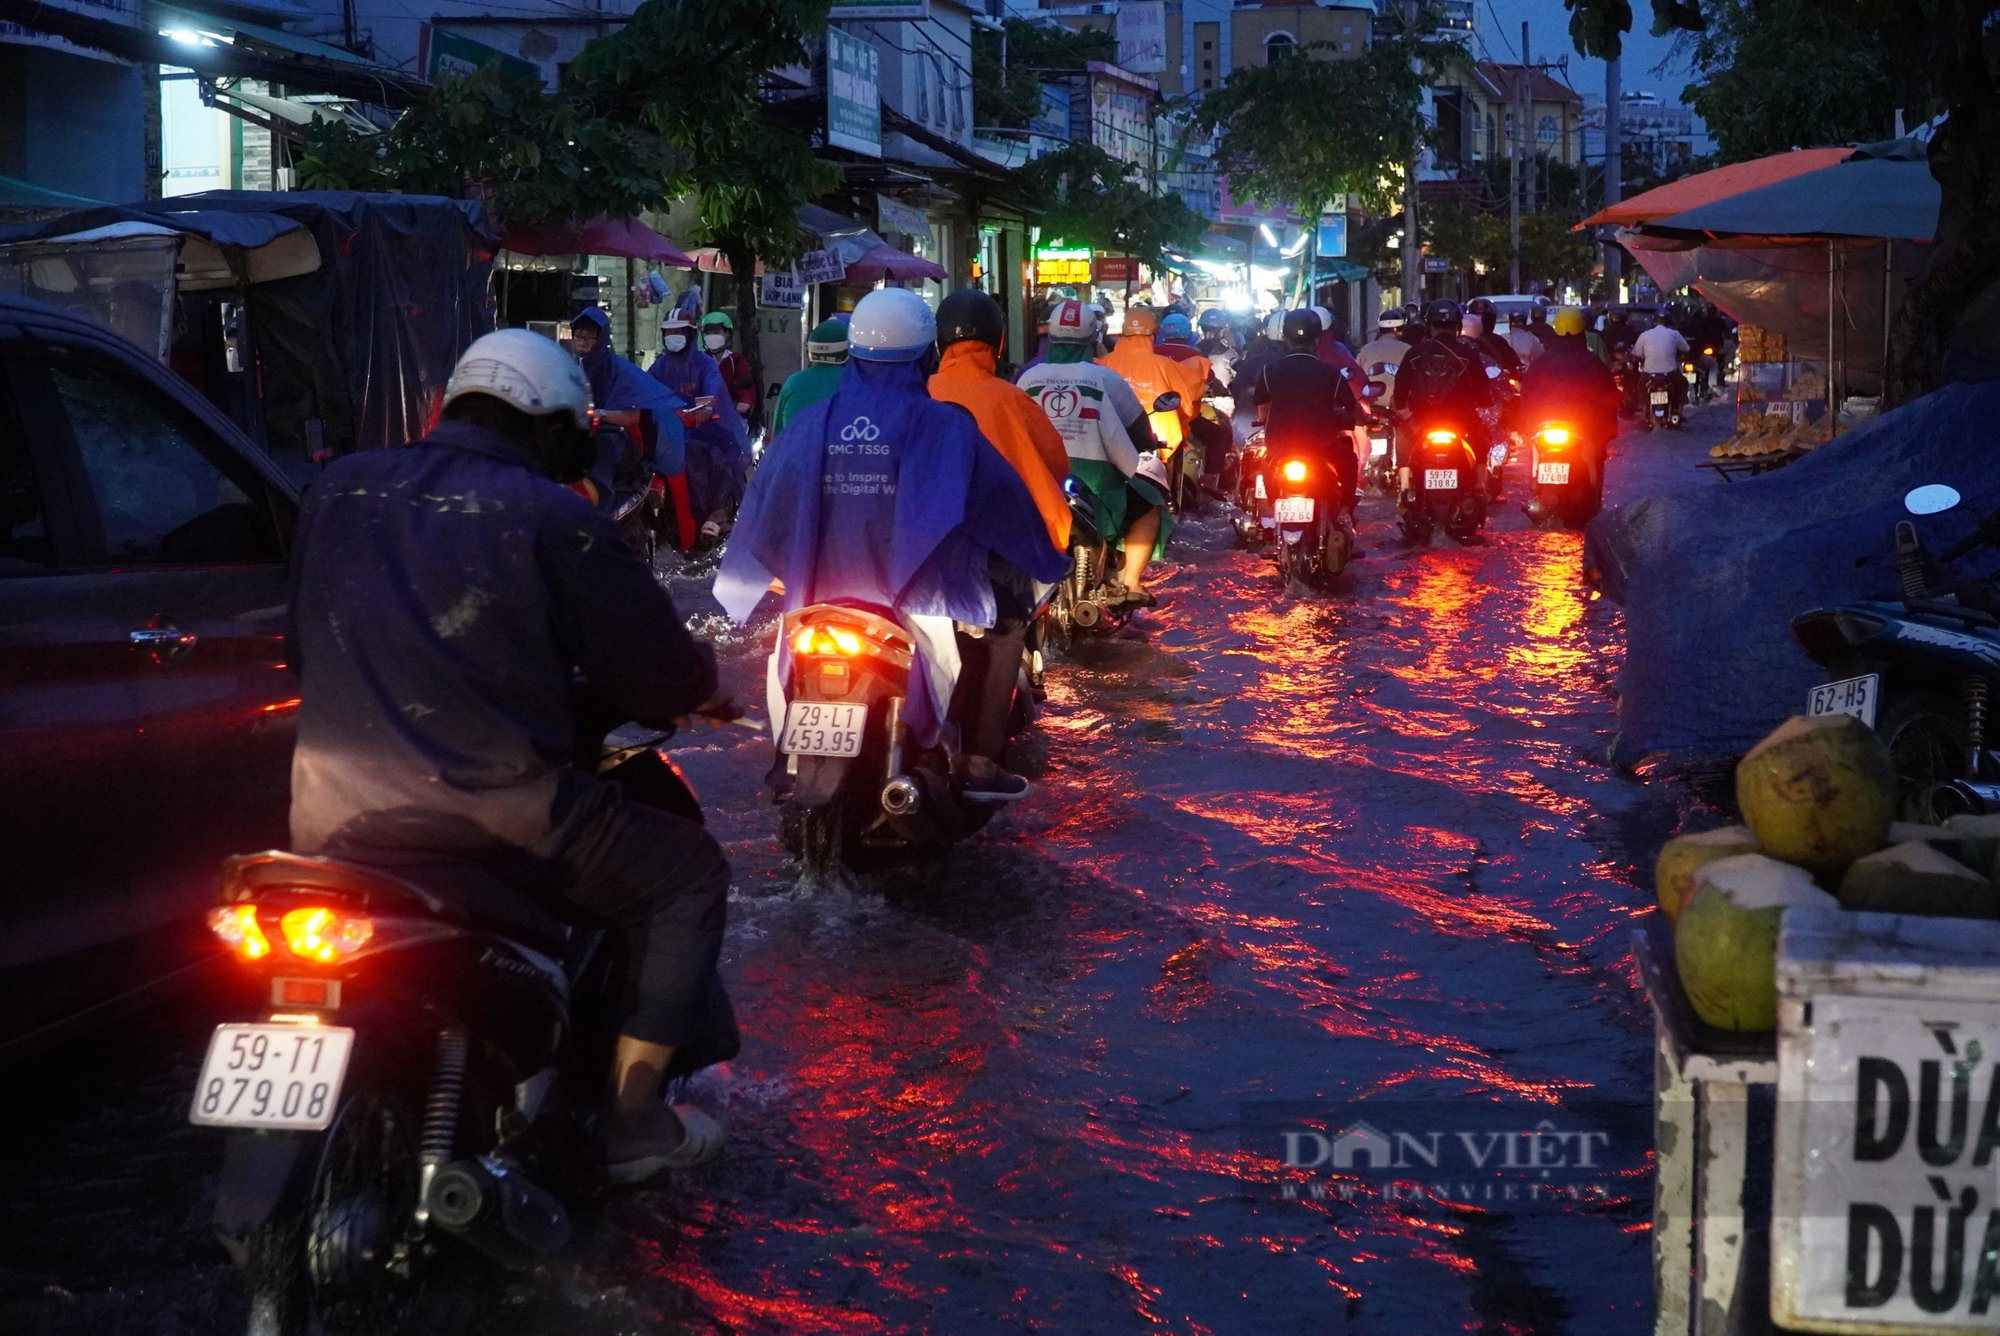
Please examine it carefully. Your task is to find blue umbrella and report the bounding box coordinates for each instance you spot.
[1644,141,1938,243]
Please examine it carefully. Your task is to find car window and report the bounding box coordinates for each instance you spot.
[47,357,279,565]
[0,371,52,573]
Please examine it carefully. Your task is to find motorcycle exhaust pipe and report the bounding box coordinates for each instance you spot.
[1922,780,2000,820]
[426,1155,571,1270]
[881,776,922,818]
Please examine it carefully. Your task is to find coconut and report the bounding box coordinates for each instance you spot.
[1840,841,1999,920]
[1654,826,1761,924]
[1735,714,1896,879]
[1942,814,2000,881]
[1675,854,1837,1032]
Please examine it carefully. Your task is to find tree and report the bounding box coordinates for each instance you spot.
[1678,0,1896,161]
[1018,142,1208,266]
[972,18,1114,130]
[1564,0,2000,400]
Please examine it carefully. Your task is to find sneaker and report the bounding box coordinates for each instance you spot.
[606,1104,727,1184]
[960,764,1030,803]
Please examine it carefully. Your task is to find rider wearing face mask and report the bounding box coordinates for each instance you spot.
[700,312,758,431]
[650,313,750,545]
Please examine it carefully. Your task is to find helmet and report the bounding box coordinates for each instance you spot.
[1461,314,1483,341]
[1158,311,1194,343]
[1310,304,1333,332]
[1264,312,1284,341]
[1377,308,1408,331]
[936,288,1005,351]
[699,311,734,330]
[1123,307,1161,338]
[1552,307,1586,337]
[1281,308,1322,350]
[1466,297,1498,336]
[661,313,696,335]
[442,328,593,431]
[1198,309,1229,333]
[1133,452,1170,489]
[1423,298,1464,333]
[848,288,936,362]
[806,315,850,365]
[1048,298,1101,344]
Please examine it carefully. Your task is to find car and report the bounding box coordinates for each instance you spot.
[1477,292,1554,335]
[0,293,300,1060]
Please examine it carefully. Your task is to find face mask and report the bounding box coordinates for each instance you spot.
[703,332,727,351]
[664,334,689,354]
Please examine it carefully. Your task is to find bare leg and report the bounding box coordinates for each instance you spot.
[611,1035,682,1127]
[1121,509,1161,591]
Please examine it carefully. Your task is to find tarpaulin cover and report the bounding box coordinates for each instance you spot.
[1582,380,2000,767]
[1576,147,1853,229]
[0,205,303,253]
[1646,156,1940,244]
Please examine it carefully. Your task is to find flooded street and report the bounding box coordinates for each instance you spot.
[0,413,1735,1335]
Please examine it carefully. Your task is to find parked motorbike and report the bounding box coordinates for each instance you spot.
[1792,483,2000,821]
[775,605,1006,875]
[196,712,718,1336]
[1637,371,1683,431]
[1399,426,1487,546]
[1522,421,1602,529]
[1268,453,1355,590]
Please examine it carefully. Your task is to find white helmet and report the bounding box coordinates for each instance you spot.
[1461,313,1484,341]
[1047,298,1101,344]
[1264,312,1284,341]
[849,288,936,362]
[1133,452,1170,489]
[442,328,592,430]
[1310,305,1334,335]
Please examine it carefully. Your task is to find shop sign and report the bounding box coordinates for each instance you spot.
[826,29,881,157]
[1033,247,1093,286]
[420,24,540,85]
[1423,256,1450,274]
[1094,257,1139,284]
[799,248,847,286]
[759,270,806,309]
[877,195,930,237]
[1316,211,1348,259]
[1115,1,1166,74]
[1774,992,2000,1329]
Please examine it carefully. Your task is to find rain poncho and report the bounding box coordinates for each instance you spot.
[1099,335,1204,454]
[648,343,750,521]
[771,362,844,435]
[716,357,1068,747]
[929,341,1071,551]
[573,308,687,475]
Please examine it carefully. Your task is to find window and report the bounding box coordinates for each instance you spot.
[1202,58,1212,70]
[0,378,51,573]
[1538,113,1559,144]
[1265,32,1295,61]
[47,359,279,565]
[1485,111,1496,157]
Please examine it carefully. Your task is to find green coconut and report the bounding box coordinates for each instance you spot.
[1735,715,1896,879]
[1675,854,1837,1032]
[1654,826,1761,925]
[1840,841,1999,920]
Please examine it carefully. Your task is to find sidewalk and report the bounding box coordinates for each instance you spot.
[1603,397,1741,511]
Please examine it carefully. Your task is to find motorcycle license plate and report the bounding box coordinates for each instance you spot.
[1272,496,1315,524]
[1807,673,1879,729]
[1369,436,1389,458]
[1650,390,1670,405]
[780,701,865,757]
[1424,468,1458,491]
[190,1023,355,1131]
[1253,475,1267,500]
[1535,462,1572,485]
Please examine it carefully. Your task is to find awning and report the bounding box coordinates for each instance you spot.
[1642,152,1938,245]
[0,214,322,289]
[1310,258,1370,284]
[500,216,695,267]
[1575,147,1853,230]
[0,174,105,209]
[842,243,946,284]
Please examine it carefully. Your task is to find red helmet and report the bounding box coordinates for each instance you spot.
[1047,298,1102,344]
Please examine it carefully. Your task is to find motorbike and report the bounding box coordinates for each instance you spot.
[1523,421,1602,529]
[1267,452,1355,590]
[1792,483,2000,821]
[196,712,719,1336]
[1048,477,1131,641]
[1637,371,1683,432]
[1233,428,1272,548]
[1398,424,1487,546]
[1364,416,1398,496]
[1685,358,1717,407]
[775,604,1010,875]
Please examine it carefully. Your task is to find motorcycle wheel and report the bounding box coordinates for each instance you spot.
[1878,690,1970,822]
[1320,524,1351,580]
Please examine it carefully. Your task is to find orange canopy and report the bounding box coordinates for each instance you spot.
[1576,146,1854,230]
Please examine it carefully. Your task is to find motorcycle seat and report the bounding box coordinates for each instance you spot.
[222,850,570,954]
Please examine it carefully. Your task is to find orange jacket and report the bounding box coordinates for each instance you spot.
[1098,337,1205,455]
[929,342,1071,551]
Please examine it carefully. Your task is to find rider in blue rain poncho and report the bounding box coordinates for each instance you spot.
[648,311,751,542]
[570,307,687,476]
[714,288,1069,756]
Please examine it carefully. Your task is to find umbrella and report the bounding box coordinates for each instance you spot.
[500,216,695,267]
[1643,155,1938,244]
[842,243,947,285]
[1575,146,1853,230]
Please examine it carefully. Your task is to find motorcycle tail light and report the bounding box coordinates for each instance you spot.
[1703,346,1716,356]
[1682,363,1694,373]
[792,625,862,657]
[209,904,271,962]
[1425,430,1458,446]
[278,906,375,964]
[1281,460,1308,484]
[1541,427,1571,446]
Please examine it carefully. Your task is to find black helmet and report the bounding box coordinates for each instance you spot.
[936,287,1004,351]
[1466,296,1498,336]
[1281,308,1322,350]
[1423,298,1464,333]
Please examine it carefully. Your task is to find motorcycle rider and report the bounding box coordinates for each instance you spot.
[570,307,699,543]
[1019,298,1174,608]
[771,315,849,435]
[649,312,750,545]
[1632,312,1692,420]
[1520,307,1620,510]
[700,311,759,433]
[1099,305,1205,465]
[1354,308,1414,411]
[1196,308,1235,362]
[1465,297,1524,377]
[1252,308,1367,512]
[1398,298,1498,490]
[716,289,1067,799]
[288,329,735,1184]
[1525,304,1558,351]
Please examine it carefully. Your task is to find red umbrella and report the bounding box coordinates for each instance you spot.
[1575,146,1853,230]
[500,215,696,267]
[843,243,947,284]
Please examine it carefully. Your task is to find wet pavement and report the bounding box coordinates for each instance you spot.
[0,404,1742,1335]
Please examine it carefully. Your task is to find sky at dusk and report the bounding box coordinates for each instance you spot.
[1472,0,1701,105]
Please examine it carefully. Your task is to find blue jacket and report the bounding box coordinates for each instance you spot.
[573,308,688,474]
[648,344,750,459]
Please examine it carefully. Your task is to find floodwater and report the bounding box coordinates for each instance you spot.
[0,414,1737,1335]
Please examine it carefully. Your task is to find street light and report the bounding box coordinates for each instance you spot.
[1259,223,1279,248]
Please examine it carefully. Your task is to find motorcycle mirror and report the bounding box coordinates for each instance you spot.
[1152,392,1182,413]
[1360,382,1383,400]
[1905,484,1962,516]
[1485,364,1502,379]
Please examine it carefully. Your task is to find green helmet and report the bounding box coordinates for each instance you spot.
[699,311,734,330]
[806,316,850,365]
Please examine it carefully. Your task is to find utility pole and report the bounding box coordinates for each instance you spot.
[1521,23,1535,218]
[1402,0,1423,306]
[1604,50,1623,294]
[1508,25,1524,291]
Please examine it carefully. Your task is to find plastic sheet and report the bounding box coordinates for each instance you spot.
[1584,380,2000,768]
